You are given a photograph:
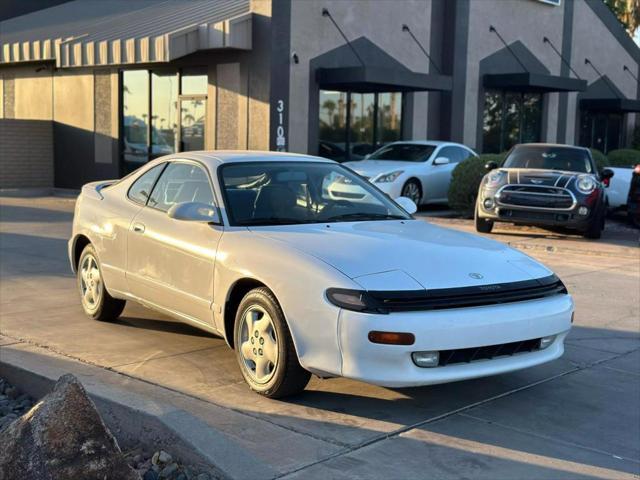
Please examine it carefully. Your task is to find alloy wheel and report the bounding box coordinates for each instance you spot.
[402,182,421,205]
[80,254,102,310]
[239,305,279,384]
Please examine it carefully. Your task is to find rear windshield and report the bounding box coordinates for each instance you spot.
[368,143,437,162]
[503,146,593,173]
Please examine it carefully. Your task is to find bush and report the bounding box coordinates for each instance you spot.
[448,154,504,216]
[607,149,640,168]
[589,149,610,170]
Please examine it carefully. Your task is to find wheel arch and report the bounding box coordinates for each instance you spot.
[71,234,92,272]
[223,277,271,349]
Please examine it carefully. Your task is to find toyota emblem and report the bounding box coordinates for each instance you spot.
[469,273,484,279]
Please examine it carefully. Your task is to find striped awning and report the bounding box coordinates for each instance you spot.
[0,0,252,68]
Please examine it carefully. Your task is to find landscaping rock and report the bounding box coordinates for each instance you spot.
[0,373,140,480]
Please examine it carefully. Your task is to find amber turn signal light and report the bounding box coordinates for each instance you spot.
[368,331,415,345]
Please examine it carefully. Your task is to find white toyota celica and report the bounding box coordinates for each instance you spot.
[69,151,573,398]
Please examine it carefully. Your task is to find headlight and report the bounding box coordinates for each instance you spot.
[375,170,404,183]
[485,170,506,188]
[575,174,596,194]
[326,288,380,313]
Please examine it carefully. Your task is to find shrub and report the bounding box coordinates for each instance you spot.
[448,154,504,216]
[607,149,640,168]
[589,149,610,170]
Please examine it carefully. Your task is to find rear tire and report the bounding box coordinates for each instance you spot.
[234,287,310,398]
[475,205,494,233]
[77,244,125,321]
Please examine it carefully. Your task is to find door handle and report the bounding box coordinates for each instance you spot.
[132,222,145,234]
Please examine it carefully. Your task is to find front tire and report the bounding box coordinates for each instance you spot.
[475,205,494,233]
[401,179,422,206]
[234,287,310,398]
[583,205,605,239]
[77,244,125,321]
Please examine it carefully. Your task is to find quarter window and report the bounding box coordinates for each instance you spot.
[127,164,165,205]
[148,163,214,212]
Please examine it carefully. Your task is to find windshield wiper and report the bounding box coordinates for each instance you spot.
[324,212,407,222]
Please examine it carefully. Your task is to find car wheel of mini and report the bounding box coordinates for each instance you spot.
[234,287,310,398]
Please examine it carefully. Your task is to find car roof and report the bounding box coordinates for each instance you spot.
[160,150,335,167]
[384,140,467,148]
[515,143,589,150]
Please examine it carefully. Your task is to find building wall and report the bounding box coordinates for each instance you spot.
[285,0,433,154]
[568,0,639,144]
[0,119,53,188]
[464,0,565,150]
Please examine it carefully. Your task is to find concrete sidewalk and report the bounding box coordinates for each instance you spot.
[1,196,639,479]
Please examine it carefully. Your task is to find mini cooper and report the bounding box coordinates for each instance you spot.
[69,151,573,398]
[475,144,614,239]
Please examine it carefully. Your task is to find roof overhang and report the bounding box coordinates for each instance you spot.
[483,72,587,93]
[0,3,252,68]
[316,66,452,93]
[579,98,640,113]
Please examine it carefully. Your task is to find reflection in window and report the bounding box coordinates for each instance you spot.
[349,93,375,159]
[180,98,206,152]
[579,111,623,153]
[123,70,149,163]
[318,90,403,162]
[377,93,402,144]
[482,89,543,153]
[181,71,208,95]
[151,72,177,157]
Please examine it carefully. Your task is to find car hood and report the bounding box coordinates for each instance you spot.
[344,160,419,179]
[250,220,552,290]
[499,168,590,187]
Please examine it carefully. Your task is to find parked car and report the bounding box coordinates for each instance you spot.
[339,141,478,206]
[607,166,634,211]
[69,151,573,398]
[628,164,640,228]
[475,144,614,239]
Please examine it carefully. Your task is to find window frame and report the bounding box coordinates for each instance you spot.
[145,159,219,217]
[126,162,167,206]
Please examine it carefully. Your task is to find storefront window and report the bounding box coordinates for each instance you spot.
[151,72,178,157]
[318,90,403,162]
[121,68,208,172]
[377,93,402,144]
[122,70,149,164]
[579,111,623,153]
[482,89,543,153]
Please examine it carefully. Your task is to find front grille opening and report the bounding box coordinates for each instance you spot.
[438,338,541,366]
[365,275,567,313]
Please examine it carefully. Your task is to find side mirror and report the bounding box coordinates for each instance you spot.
[167,202,219,223]
[395,196,418,214]
[601,168,614,180]
[485,161,498,171]
[433,157,450,166]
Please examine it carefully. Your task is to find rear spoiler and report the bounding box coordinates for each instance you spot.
[81,180,117,200]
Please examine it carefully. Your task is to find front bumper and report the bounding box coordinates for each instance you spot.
[338,294,572,387]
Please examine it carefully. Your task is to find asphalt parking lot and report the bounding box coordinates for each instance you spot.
[1,195,639,479]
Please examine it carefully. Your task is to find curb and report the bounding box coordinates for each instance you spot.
[0,339,283,480]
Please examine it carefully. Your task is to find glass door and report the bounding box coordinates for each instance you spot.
[179,96,206,152]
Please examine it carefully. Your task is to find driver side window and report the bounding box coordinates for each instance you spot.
[148,162,215,213]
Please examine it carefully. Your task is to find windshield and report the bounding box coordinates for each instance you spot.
[220,162,411,226]
[503,146,593,173]
[367,143,436,162]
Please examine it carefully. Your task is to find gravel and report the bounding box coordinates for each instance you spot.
[0,378,219,480]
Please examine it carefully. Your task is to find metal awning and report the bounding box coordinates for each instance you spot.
[580,98,640,113]
[316,66,452,93]
[483,73,587,93]
[0,0,252,68]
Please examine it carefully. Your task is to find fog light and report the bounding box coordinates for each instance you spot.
[483,198,495,209]
[412,351,440,367]
[539,335,556,350]
[578,206,589,216]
